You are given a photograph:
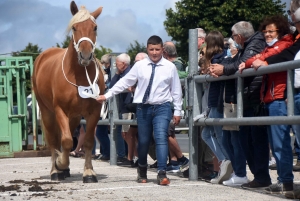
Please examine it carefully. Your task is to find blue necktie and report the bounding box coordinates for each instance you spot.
[142,63,156,104]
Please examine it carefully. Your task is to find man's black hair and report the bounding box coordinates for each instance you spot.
[147,35,163,46]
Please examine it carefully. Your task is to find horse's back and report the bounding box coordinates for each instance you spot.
[34,47,64,75]
[33,48,66,112]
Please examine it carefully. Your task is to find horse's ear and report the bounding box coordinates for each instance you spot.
[91,7,103,19]
[70,1,79,16]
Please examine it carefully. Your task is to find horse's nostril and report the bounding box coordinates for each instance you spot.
[89,53,93,60]
[80,52,84,59]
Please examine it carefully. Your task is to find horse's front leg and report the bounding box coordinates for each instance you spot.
[82,114,99,183]
[54,107,73,176]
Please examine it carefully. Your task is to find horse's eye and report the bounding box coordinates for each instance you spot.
[94,26,97,31]
[72,26,76,31]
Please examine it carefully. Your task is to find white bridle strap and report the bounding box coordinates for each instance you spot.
[82,64,100,99]
[62,48,101,99]
[73,36,97,53]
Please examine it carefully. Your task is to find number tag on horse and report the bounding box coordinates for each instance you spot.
[78,85,100,98]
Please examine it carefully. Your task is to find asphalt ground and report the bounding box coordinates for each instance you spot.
[0,155,300,201]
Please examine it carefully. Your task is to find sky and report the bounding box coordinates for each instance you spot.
[0,0,290,55]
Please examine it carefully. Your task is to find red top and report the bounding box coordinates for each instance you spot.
[246,34,294,103]
[245,34,294,68]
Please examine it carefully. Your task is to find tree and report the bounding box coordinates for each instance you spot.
[12,42,42,62]
[56,35,71,48]
[94,45,112,60]
[164,0,286,60]
[126,40,147,65]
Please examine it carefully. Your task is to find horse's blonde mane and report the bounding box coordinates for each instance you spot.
[66,6,94,34]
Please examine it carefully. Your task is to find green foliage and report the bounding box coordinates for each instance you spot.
[94,45,112,60]
[126,40,147,65]
[12,43,42,62]
[56,35,71,48]
[164,0,286,60]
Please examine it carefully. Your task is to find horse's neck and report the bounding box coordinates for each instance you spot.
[66,43,78,63]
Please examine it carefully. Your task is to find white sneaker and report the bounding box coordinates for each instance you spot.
[210,160,233,184]
[269,157,276,166]
[223,175,249,186]
[210,175,220,184]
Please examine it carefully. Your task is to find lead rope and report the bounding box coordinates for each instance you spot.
[61,48,100,99]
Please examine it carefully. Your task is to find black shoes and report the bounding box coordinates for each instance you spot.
[94,154,110,161]
[241,180,272,189]
[293,160,300,171]
[265,181,293,194]
[157,170,170,185]
[137,166,147,183]
[149,161,158,168]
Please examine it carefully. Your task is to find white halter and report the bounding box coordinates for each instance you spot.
[73,36,97,53]
[61,48,100,99]
[72,16,97,53]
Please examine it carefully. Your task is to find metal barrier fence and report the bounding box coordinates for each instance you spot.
[0,56,34,157]
[187,29,300,180]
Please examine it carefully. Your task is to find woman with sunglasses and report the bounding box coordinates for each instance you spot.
[239,14,294,194]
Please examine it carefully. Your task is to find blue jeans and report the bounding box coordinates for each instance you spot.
[116,113,126,158]
[201,107,228,162]
[222,130,246,177]
[95,125,110,157]
[136,102,172,171]
[239,108,271,184]
[293,92,300,160]
[266,100,294,183]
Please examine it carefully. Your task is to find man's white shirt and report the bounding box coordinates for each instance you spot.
[104,57,183,116]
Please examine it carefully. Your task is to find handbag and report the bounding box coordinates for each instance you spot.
[223,102,239,131]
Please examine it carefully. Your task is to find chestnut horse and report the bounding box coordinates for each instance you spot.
[32,1,105,183]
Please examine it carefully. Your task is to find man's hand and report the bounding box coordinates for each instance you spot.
[209,64,224,77]
[128,86,136,93]
[251,59,268,70]
[238,62,246,73]
[173,116,181,126]
[96,95,106,103]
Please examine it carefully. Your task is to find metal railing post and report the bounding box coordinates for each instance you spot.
[237,77,243,118]
[109,56,118,165]
[188,29,199,181]
[287,69,294,116]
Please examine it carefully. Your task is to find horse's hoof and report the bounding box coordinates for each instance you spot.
[63,168,70,177]
[83,175,98,183]
[51,172,65,181]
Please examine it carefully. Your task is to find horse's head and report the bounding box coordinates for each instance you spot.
[68,1,103,66]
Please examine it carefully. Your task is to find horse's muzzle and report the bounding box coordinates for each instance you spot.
[78,52,93,66]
